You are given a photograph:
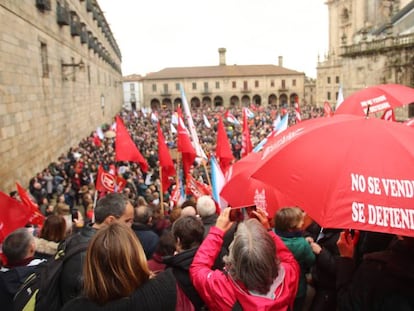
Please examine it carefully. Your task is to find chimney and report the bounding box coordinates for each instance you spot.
[278,56,283,67]
[218,48,226,66]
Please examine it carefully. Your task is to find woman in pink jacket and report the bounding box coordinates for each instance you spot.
[190,207,299,311]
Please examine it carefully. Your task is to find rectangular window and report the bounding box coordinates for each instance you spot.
[192,82,197,90]
[176,83,180,91]
[152,84,157,92]
[40,42,49,78]
[281,80,286,89]
[163,83,168,93]
[130,83,135,91]
[232,81,236,88]
[71,56,75,82]
[327,92,331,100]
[336,76,340,84]
[204,82,208,90]
[327,77,331,84]
[243,81,248,90]
[87,65,91,84]
[270,80,275,87]
[292,79,296,86]
[255,80,259,88]
[215,81,220,89]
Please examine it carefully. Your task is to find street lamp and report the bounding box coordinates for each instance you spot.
[61,59,85,81]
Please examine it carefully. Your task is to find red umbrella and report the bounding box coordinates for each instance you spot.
[251,115,414,237]
[220,152,286,217]
[404,118,414,128]
[335,84,414,116]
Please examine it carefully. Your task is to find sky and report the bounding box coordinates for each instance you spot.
[98,0,329,78]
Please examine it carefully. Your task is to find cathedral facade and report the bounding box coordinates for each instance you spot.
[317,0,414,119]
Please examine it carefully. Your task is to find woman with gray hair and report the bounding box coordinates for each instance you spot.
[190,207,299,310]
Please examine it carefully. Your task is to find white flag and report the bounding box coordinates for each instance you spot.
[170,123,177,134]
[203,114,211,128]
[336,84,344,109]
[180,84,207,159]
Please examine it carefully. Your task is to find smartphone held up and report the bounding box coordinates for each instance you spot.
[229,205,257,222]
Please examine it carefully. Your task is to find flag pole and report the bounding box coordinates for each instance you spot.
[159,165,164,217]
[202,159,212,188]
[92,190,98,223]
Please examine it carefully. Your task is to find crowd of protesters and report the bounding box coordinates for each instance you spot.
[1,102,414,310]
[15,103,323,221]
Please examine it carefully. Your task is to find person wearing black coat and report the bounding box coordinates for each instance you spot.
[0,228,45,311]
[163,215,206,310]
[62,268,178,311]
[306,222,341,311]
[132,204,159,260]
[336,232,414,311]
[60,193,134,305]
[61,223,178,311]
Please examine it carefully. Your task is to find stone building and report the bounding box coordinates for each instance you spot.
[0,0,123,192]
[317,0,414,119]
[122,74,143,111]
[142,48,307,110]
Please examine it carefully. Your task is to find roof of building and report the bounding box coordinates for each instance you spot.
[143,64,304,80]
[123,74,143,82]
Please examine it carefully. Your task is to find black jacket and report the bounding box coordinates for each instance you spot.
[0,262,42,311]
[60,224,97,305]
[132,222,159,260]
[163,247,206,310]
[336,238,414,311]
[61,269,177,311]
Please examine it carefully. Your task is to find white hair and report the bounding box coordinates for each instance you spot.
[196,195,216,217]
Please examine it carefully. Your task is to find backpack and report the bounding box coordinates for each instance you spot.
[13,237,89,311]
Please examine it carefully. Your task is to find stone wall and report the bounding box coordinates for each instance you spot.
[0,0,123,192]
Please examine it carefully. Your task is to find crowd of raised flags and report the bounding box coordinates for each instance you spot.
[0,84,346,241]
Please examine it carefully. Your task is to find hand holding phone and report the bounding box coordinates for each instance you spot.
[228,205,257,222]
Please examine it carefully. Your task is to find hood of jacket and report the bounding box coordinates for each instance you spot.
[163,247,198,272]
[0,262,42,295]
[34,237,59,256]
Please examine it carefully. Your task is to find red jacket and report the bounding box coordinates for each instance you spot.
[190,226,299,311]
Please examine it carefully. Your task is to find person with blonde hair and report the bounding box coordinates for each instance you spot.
[190,207,299,310]
[61,222,179,310]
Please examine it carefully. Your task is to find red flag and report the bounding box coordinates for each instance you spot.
[93,133,102,147]
[185,174,211,199]
[241,108,253,157]
[16,182,44,226]
[381,108,395,122]
[215,116,234,173]
[96,165,115,192]
[224,110,239,124]
[95,165,126,193]
[176,106,183,119]
[324,101,334,117]
[115,116,148,172]
[177,117,196,177]
[0,191,31,243]
[157,123,176,192]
